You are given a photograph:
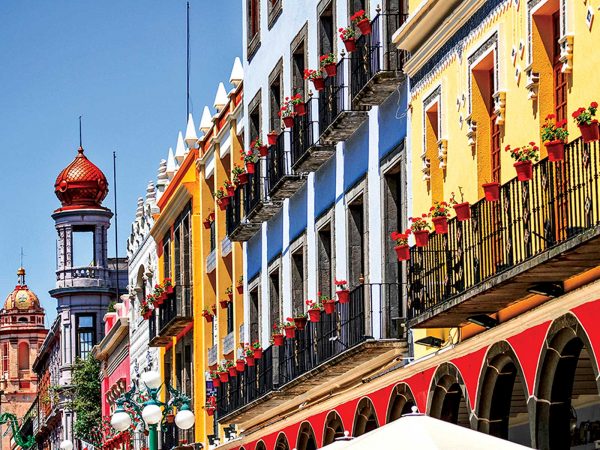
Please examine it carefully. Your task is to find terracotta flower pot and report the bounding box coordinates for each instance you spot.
[579,122,600,143]
[394,245,410,261]
[218,197,229,210]
[218,372,229,383]
[207,408,215,417]
[228,292,233,301]
[337,289,350,304]
[294,102,306,116]
[153,297,163,307]
[236,359,245,372]
[308,309,322,323]
[227,186,235,197]
[246,355,255,367]
[283,116,295,128]
[482,182,500,202]
[284,325,296,339]
[413,230,430,247]
[203,219,211,229]
[143,311,152,320]
[258,146,268,157]
[267,132,278,146]
[513,161,533,182]
[293,316,308,331]
[253,348,263,359]
[311,77,325,91]
[227,366,237,377]
[238,172,249,185]
[323,63,337,77]
[203,313,213,323]
[273,334,284,346]
[212,377,220,388]
[453,202,471,221]
[432,216,448,234]
[324,300,336,314]
[545,141,565,162]
[246,162,255,174]
[219,299,230,309]
[211,305,217,315]
[357,18,372,35]
[343,38,356,52]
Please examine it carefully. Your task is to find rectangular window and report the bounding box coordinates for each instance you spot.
[163,234,171,279]
[348,0,367,17]
[291,38,307,99]
[76,314,95,359]
[267,0,282,29]
[318,1,335,56]
[247,0,261,59]
[291,248,305,315]
[348,197,365,289]
[209,220,216,252]
[269,270,281,329]
[249,287,260,343]
[227,301,234,334]
[317,226,333,297]
[249,91,262,144]
[552,11,567,122]
[72,227,95,267]
[269,62,283,133]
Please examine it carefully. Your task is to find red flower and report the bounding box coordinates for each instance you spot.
[546,113,555,120]
[592,102,598,109]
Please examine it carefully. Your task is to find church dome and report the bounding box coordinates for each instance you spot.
[54,147,109,210]
[4,268,41,311]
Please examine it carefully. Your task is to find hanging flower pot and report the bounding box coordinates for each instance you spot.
[267,132,278,146]
[218,371,229,383]
[246,355,255,367]
[207,408,215,417]
[253,347,263,359]
[482,182,500,202]
[283,116,295,128]
[431,216,448,234]
[212,377,221,388]
[394,245,410,261]
[227,292,233,301]
[579,122,600,143]
[227,366,237,377]
[219,299,230,309]
[293,316,308,331]
[227,186,235,197]
[294,102,306,116]
[236,284,243,294]
[218,197,229,211]
[273,334,284,346]
[211,304,217,315]
[343,38,356,52]
[143,311,152,320]
[413,230,430,247]
[453,202,471,221]
[202,312,214,323]
[323,299,336,314]
[258,146,268,157]
[236,359,245,372]
[357,19,372,35]
[308,309,322,323]
[337,289,350,304]
[246,162,255,174]
[513,161,533,182]
[323,63,337,77]
[311,76,325,91]
[545,141,565,162]
[283,325,296,339]
[203,219,212,229]
[237,172,249,185]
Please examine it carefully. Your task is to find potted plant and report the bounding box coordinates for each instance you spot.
[542,114,569,161]
[429,201,451,234]
[224,179,235,197]
[211,304,218,315]
[339,26,356,52]
[323,296,336,314]
[335,279,350,304]
[163,277,174,294]
[390,230,411,261]
[304,68,325,91]
[572,102,599,143]
[243,344,256,367]
[306,299,323,322]
[206,406,216,417]
[506,142,539,182]
[202,309,214,323]
[235,358,245,373]
[279,100,296,128]
[252,341,263,359]
[215,188,229,210]
[242,148,259,174]
[410,215,431,247]
[225,285,233,301]
[139,297,154,320]
[482,181,500,202]
[450,188,471,221]
[320,53,337,77]
[272,324,285,346]
[283,318,296,338]
[219,298,231,309]
[236,276,244,294]
[232,165,248,185]
[210,371,221,388]
[267,130,279,146]
[153,284,165,306]
[290,93,306,116]
[351,9,371,35]
[217,365,229,383]
[224,360,237,378]
[203,211,215,229]
[293,312,308,331]
[252,137,269,157]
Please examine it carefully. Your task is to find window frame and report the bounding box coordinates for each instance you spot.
[75,313,96,359]
[247,0,262,61]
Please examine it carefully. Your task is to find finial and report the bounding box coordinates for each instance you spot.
[411,405,419,414]
[136,197,144,219]
[146,181,156,202]
[79,115,83,149]
[376,4,381,14]
[17,266,26,286]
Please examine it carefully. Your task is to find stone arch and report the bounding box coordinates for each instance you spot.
[534,313,600,449]
[296,421,317,450]
[386,383,417,423]
[274,432,290,450]
[427,362,472,428]
[255,441,266,450]
[476,341,532,446]
[352,397,379,437]
[322,410,345,445]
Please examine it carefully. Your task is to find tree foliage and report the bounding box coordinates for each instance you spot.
[72,356,102,443]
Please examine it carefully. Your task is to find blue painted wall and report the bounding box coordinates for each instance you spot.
[246,231,262,282]
[314,156,336,218]
[288,184,308,243]
[378,85,407,159]
[343,122,369,190]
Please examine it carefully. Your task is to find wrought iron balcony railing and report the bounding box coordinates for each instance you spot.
[150,285,193,345]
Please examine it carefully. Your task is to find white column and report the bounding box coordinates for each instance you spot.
[334,143,347,283]
[306,173,317,301]
[260,223,270,345]
[281,199,292,317]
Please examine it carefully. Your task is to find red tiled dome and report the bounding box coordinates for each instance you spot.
[55,147,109,209]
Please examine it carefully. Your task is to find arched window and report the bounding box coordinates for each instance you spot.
[18,342,29,370]
[323,411,345,445]
[352,398,379,437]
[428,363,471,428]
[18,317,28,323]
[387,383,417,423]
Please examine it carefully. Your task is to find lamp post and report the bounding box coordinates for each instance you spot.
[110,370,194,450]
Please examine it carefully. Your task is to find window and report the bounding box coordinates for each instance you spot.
[227,301,234,334]
[317,226,333,297]
[269,269,281,329]
[423,90,443,202]
[348,0,367,17]
[249,287,260,343]
[318,1,335,56]
[291,28,308,99]
[348,197,366,288]
[268,0,282,29]
[209,220,216,252]
[249,91,262,145]
[291,247,305,315]
[2,343,8,377]
[247,0,261,60]
[76,314,95,359]
[269,62,283,133]
[163,234,171,279]
[18,342,29,371]
[553,11,567,122]
[72,227,95,267]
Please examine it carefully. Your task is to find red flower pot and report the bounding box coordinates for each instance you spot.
[357,19,372,35]
[453,202,471,221]
[483,182,500,202]
[228,292,233,301]
[236,285,243,294]
[293,316,308,331]
[323,63,337,77]
[432,216,448,234]
[218,372,229,383]
[153,297,163,307]
[211,305,217,315]
[258,145,268,157]
[514,161,533,182]
[219,300,230,309]
[267,132,278,146]
[323,300,336,314]
[414,230,430,247]
[394,245,410,261]
[246,162,255,174]
[203,219,211,229]
[227,186,235,197]
[343,38,356,52]
[579,122,600,143]
[283,116,295,128]
[143,311,152,320]
[337,289,350,304]
[308,309,322,323]
[273,334,284,346]
[246,355,255,367]
[207,408,215,417]
[212,378,220,388]
[218,197,229,210]
[236,360,245,372]
[294,102,306,116]
[165,285,174,294]
[203,313,213,323]
[253,348,263,359]
[228,367,237,377]
[545,141,565,162]
[238,172,249,185]
[311,77,325,91]
[283,325,296,339]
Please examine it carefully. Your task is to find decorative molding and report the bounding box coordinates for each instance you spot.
[493,91,507,126]
[438,139,448,169]
[467,31,499,115]
[421,155,432,181]
[558,34,574,73]
[525,64,540,100]
[466,116,477,150]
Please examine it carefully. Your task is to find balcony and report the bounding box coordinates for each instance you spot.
[216,283,407,423]
[228,180,261,242]
[208,344,218,366]
[149,285,193,346]
[408,137,600,328]
[350,12,408,107]
[267,130,305,200]
[318,58,369,146]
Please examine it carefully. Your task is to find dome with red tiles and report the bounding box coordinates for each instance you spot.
[54,147,109,209]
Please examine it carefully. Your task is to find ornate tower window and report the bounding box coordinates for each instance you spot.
[76,314,95,359]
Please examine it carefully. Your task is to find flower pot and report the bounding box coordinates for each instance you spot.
[211,305,217,315]
[227,186,235,197]
[207,408,215,417]
[218,197,229,210]
[166,413,175,424]
[284,325,296,339]
[246,162,255,174]
[227,367,237,377]
[283,116,295,128]
[203,219,212,229]
[258,145,268,157]
[203,314,213,323]
[236,285,243,294]
[513,160,533,182]
[253,348,263,359]
[432,216,448,234]
[343,38,356,53]
[579,122,600,143]
[219,299,230,309]
[212,378,220,388]
[413,230,430,247]
[311,77,325,91]
[453,202,471,221]
[324,300,336,314]
[308,309,322,323]
[394,245,410,261]
[267,132,278,146]
[323,63,337,77]
[293,316,308,331]
[246,355,255,367]
[153,297,163,307]
[482,182,500,202]
[357,18,372,35]
[165,285,174,294]
[238,172,248,185]
[143,311,152,320]
[545,141,565,162]
[337,289,350,304]
[294,102,306,116]
[273,334,284,346]
[227,292,233,301]
[218,372,229,383]
[236,359,245,372]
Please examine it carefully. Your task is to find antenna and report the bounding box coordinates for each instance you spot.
[186,1,190,120]
[20,247,24,268]
[79,115,83,148]
[113,151,120,302]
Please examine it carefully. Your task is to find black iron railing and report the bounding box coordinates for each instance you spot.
[350,12,408,101]
[158,285,193,332]
[244,161,263,216]
[290,98,320,168]
[267,130,289,195]
[319,58,350,135]
[149,309,157,341]
[408,137,600,320]
[226,187,242,236]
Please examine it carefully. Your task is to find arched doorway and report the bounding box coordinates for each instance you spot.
[322,411,345,445]
[428,363,471,428]
[274,433,290,450]
[352,398,379,437]
[387,383,416,423]
[476,342,531,446]
[296,422,317,450]
[535,314,600,449]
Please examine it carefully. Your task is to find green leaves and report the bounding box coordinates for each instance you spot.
[72,356,102,443]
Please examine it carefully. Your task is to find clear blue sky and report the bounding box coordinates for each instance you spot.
[0,1,242,324]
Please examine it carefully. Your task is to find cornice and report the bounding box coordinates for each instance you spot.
[150,185,193,240]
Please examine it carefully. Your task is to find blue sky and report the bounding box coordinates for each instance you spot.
[0,1,242,324]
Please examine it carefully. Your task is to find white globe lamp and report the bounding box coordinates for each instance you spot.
[141,370,162,390]
[142,401,163,425]
[175,404,195,430]
[60,440,73,450]
[111,407,132,432]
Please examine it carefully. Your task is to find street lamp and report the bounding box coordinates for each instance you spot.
[59,440,73,450]
[111,370,195,450]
